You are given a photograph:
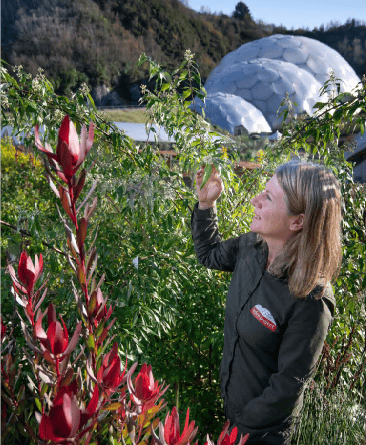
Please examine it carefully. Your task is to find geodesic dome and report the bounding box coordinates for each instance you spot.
[204,58,323,130]
[208,34,360,94]
[201,34,361,133]
[191,92,271,134]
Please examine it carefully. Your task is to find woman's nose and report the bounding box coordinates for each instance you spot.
[251,194,260,207]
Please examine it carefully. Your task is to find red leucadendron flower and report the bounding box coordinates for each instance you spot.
[164,407,198,445]
[91,288,113,327]
[205,420,249,445]
[35,303,81,363]
[8,251,43,296]
[128,363,167,410]
[35,115,94,183]
[97,342,127,394]
[39,381,99,442]
[1,317,6,341]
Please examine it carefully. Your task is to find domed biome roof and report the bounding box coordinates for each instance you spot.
[204,58,323,131]
[191,92,272,134]
[201,34,361,133]
[207,34,360,93]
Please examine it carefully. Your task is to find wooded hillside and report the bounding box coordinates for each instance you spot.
[2,0,365,102]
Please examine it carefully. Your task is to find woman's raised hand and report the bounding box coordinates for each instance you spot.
[196,165,223,209]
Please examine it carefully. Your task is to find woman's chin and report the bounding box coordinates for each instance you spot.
[250,221,260,233]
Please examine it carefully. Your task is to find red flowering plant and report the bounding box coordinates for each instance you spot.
[1,115,170,444]
[204,420,249,445]
[1,115,252,445]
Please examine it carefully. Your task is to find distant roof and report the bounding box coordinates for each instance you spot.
[113,122,173,142]
[208,34,360,94]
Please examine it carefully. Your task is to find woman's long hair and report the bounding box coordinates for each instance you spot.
[269,160,342,298]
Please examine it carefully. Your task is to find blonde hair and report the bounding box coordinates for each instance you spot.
[269,160,342,299]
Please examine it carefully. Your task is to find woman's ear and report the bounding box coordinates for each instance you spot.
[290,214,304,232]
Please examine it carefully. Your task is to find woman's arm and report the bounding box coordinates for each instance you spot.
[192,165,241,271]
[191,203,240,271]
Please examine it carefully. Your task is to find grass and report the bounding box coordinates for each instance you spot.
[290,380,366,445]
[99,107,148,123]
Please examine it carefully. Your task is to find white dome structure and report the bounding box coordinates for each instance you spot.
[191,92,271,134]
[200,34,361,133]
[204,58,323,130]
[208,34,360,93]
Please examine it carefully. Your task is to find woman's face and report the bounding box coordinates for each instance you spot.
[250,175,299,243]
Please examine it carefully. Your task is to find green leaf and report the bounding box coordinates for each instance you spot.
[103,402,122,411]
[40,383,48,398]
[35,397,42,412]
[179,70,188,81]
[88,291,97,316]
[87,334,95,351]
[96,319,105,338]
[182,89,191,100]
[200,164,213,190]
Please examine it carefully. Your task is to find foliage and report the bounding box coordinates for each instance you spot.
[1,115,170,444]
[1,53,366,444]
[232,2,251,20]
[0,111,249,445]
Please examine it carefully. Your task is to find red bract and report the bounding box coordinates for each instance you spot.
[35,115,94,182]
[8,251,43,295]
[1,317,6,341]
[164,407,197,445]
[39,381,99,442]
[220,427,238,445]
[35,304,81,360]
[91,288,113,326]
[97,342,126,393]
[205,421,249,445]
[128,363,167,409]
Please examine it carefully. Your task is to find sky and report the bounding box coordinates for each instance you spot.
[186,0,366,30]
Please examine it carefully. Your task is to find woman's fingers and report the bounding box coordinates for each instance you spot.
[196,165,222,197]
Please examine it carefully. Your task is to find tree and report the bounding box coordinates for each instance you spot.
[232,2,250,20]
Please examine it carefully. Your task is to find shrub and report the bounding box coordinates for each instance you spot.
[1,114,250,445]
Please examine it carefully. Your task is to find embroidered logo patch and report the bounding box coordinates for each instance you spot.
[250,304,277,332]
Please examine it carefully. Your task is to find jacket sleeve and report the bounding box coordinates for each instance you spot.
[191,202,240,272]
[237,292,334,431]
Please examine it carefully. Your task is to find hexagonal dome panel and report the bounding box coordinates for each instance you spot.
[204,58,322,130]
[206,34,360,93]
[191,92,271,134]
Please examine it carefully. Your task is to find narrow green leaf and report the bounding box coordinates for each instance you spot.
[103,402,122,411]
[179,70,188,80]
[88,291,97,316]
[200,164,213,190]
[35,397,42,412]
[96,319,105,338]
[182,89,191,100]
[40,383,48,398]
[87,334,95,351]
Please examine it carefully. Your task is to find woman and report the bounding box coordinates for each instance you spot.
[191,160,342,444]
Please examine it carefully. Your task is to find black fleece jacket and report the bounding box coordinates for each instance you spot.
[191,204,335,445]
